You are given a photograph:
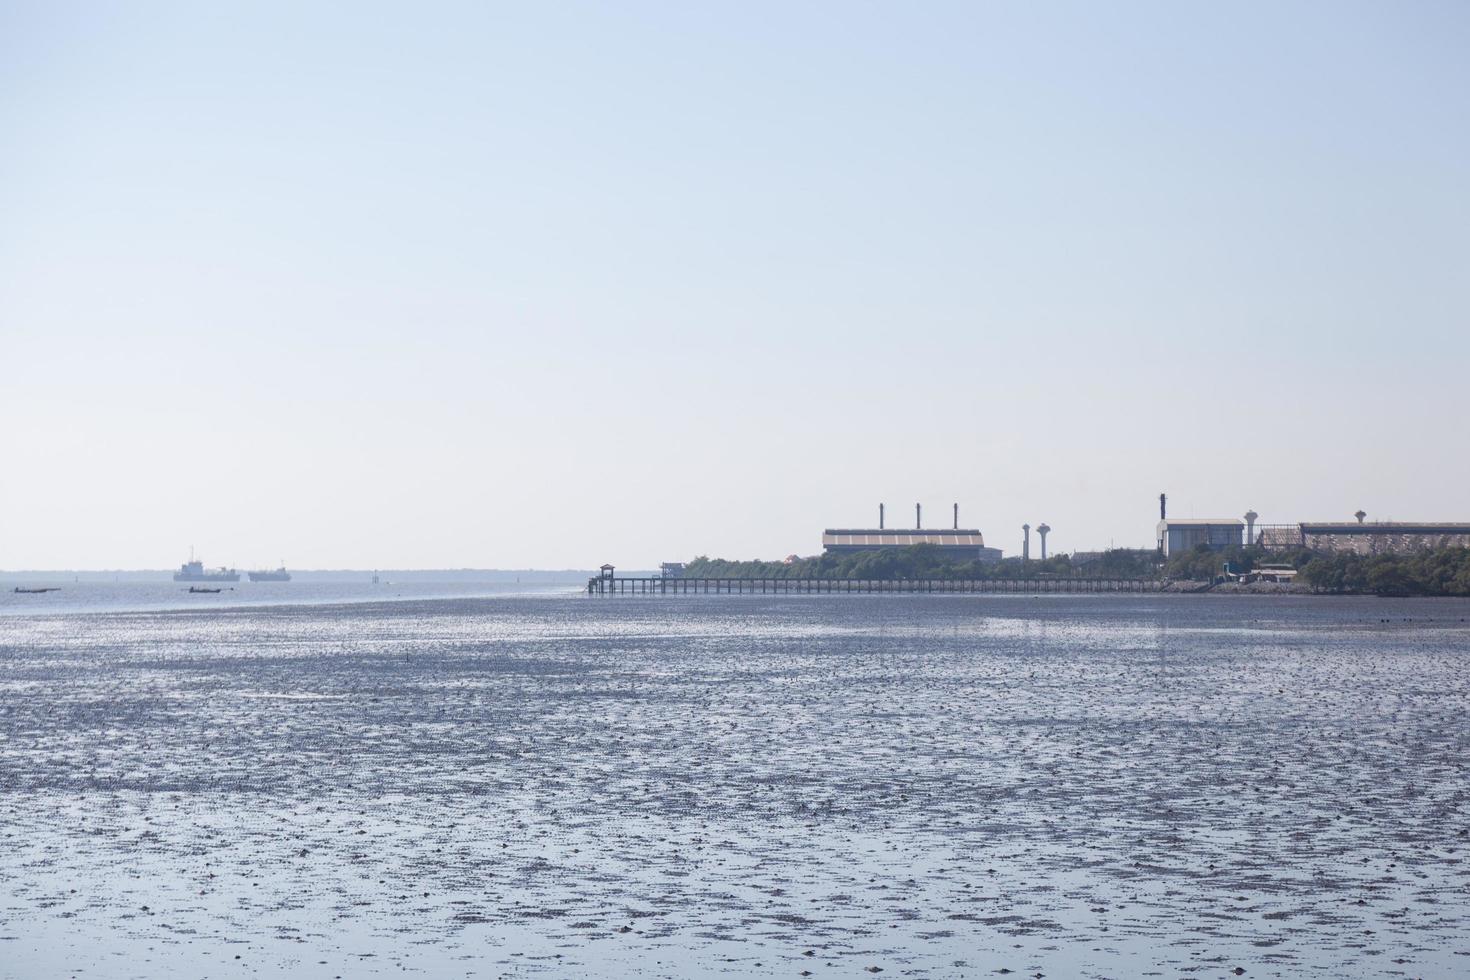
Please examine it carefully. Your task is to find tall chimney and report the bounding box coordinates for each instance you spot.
[1160,493,1167,521]
[879,503,885,530]
[1022,523,1031,561]
[953,503,958,530]
[916,503,922,530]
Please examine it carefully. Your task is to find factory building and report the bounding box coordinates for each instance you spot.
[1154,495,1470,558]
[822,503,1003,562]
[822,528,1002,562]
[1156,519,1244,557]
[1257,522,1470,556]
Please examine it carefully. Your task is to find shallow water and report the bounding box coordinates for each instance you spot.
[0,579,586,617]
[2,593,1468,978]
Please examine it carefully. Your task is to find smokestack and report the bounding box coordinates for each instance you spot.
[953,503,958,530]
[1160,493,1167,521]
[1022,523,1031,561]
[879,503,885,530]
[916,503,922,530]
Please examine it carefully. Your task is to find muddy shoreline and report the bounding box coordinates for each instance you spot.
[3,593,1468,977]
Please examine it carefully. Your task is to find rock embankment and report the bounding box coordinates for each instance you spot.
[1160,579,1313,594]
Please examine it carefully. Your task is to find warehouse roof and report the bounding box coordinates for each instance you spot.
[823,529,986,548]
[1301,523,1470,534]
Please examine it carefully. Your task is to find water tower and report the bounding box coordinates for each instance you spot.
[1022,523,1031,561]
[1355,509,1367,524]
[1244,510,1258,546]
[1037,523,1051,560]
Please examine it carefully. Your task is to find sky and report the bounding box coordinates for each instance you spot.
[2,1,1468,569]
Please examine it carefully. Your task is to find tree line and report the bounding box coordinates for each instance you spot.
[682,543,1470,596]
[682,545,1156,582]
[1165,543,1470,596]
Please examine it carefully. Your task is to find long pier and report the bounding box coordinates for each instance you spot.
[588,576,1164,595]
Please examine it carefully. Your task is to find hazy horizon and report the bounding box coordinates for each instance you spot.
[0,566,606,577]
[4,2,1467,569]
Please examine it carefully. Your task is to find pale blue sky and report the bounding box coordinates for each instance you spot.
[3,2,1467,569]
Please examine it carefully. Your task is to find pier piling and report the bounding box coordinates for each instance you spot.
[588,575,1162,596]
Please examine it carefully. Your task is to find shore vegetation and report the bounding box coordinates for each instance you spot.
[1163,543,1470,596]
[685,545,1470,597]
[683,546,1151,583]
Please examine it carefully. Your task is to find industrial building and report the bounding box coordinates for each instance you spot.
[1156,519,1244,557]
[1256,522,1470,555]
[822,503,1003,563]
[1158,495,1470,555]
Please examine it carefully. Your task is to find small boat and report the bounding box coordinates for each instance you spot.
[13,587,60,594]
[187,586,223,594]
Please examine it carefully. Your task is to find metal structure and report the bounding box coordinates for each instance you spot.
[1252,521,1470,555]
[822,528,999,561]
[1300,522,1470,555]
[1252,524,1301,551]
[590,575,1164,596]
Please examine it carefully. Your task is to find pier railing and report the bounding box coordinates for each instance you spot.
[588,576,1163,595]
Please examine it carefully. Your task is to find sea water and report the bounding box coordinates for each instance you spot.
[2,592,1468,978]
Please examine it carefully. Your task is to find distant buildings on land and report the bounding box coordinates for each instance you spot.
[822,502,1003,563]
[1262,522,1470,555]
[1157,519,1244,557]
[1158,494,1470,557]
[822,528,1003,563]
[662,497,1468,575]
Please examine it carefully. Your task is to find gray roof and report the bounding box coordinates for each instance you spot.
[823,529,986,548]
[1301,522,1470,534]
[1157,519,1245,527]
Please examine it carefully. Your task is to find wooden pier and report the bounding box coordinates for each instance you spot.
[587,574,1164,596]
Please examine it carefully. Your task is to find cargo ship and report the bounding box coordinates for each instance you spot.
[174,557,241,583]
[248,566,292,582]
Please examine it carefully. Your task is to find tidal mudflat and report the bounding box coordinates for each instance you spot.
[2,593,1468,978]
